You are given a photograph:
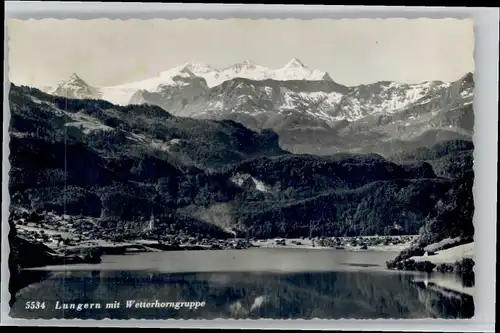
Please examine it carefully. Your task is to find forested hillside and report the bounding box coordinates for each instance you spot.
[8,84,474,241]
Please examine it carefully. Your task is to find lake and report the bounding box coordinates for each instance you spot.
[8,248,474,320]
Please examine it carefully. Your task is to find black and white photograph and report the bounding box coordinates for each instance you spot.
[4,16,477,321]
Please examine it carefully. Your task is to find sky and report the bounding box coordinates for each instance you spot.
[7,18,474,88]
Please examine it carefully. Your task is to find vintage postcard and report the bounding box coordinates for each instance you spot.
[4,16,477,322]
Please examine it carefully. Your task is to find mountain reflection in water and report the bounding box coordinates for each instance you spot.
[10,270,473,319]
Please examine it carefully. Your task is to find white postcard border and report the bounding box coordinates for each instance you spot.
[2,3,498,331]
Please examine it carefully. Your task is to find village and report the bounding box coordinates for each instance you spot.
[10,207,418,260]
[10,208,254,255]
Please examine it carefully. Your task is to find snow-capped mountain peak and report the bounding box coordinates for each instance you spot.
[284,57,306,69]
[181,62,217,74]
[241,59,256,66]
[45,58,339,105]
[56,73,87,87]
[228,60,258,70]
[274,58,329,81]
[50,73,102,100]
[159,65,196,78]
[146,58,334,90]
[68,73,82,81]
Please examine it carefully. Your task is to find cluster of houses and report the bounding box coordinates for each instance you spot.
[14,211,99,248]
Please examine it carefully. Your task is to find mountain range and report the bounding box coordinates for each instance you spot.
[45,58,474,156]
[50,58,333,104]
[8,84,474,242]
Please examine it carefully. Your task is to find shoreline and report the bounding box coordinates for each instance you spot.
[250,237,415,252]
[12,236,475,301]
[13,221,474,280]
[14,222,419,257]
[20,234,419,258]
[16,244,475,300]
[410,242,474,265]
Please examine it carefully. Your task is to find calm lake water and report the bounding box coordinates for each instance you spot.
[9,248,474,319]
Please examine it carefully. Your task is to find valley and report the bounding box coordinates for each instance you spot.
[8,82,474,274]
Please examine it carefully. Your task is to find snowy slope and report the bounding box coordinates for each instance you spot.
[49,58,334,105]
[42,62,474,132]
[100,65,204,105]
[49,73,102,100]
[31,67,474,157]
[195,58,333,87]
[333,80,453,121]
[128,74,469,125]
